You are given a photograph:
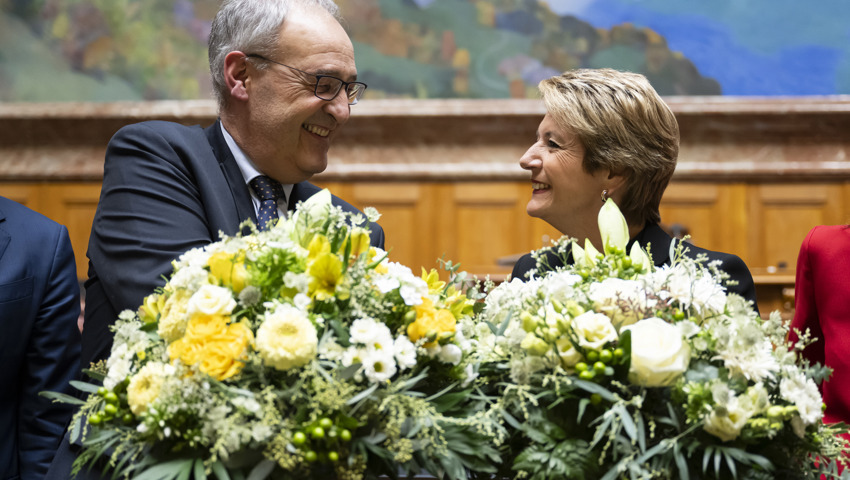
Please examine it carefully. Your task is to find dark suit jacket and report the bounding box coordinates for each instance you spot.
[511,223,758,310]
[0,196,81,480]
[789,225,850,432]
[80,120,384,370]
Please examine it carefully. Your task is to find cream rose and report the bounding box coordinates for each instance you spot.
[572,312,618,350]
[622,317,690,387]
[187,284,237,316]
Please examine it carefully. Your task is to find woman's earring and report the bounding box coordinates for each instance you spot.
[601,190,608,203]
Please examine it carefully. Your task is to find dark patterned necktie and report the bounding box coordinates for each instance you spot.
[249,175,285,231]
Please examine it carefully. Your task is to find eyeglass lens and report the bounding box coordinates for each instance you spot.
[315,76,365,104]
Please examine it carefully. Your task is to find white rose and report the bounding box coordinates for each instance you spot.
[187,284,237,316]
[623,317,690,387]
[572,312,618,350]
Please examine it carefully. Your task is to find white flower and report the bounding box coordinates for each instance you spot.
[255,304,318,371]
[571,312,618,350]
[283,272,310,294]
[438,344,463,365]
[127,362,174,415]
[588,278,653,328]
[349,318,394,351]
[168,265,209,291]
[780,368,823,425]
[555,337,582,369]
[703,384,753,442]
[187,284,237,316]
[399,285,425,306]
[393,336,418,370]
[623,317,690,387]
[362,349,397,383]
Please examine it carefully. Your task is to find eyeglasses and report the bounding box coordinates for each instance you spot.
[245,54,367,105]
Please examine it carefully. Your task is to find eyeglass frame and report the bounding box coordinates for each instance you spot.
[245,53,367,105]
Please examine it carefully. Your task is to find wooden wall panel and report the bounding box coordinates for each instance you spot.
[41,184,101,279]
[659,183,749,263]
[747,184,846,270]
[0,183,42,211]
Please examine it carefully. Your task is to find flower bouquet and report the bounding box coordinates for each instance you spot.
[52,190,501,480]
[469,200,848,479]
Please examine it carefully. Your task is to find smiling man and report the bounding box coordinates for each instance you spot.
[48,2,383,476]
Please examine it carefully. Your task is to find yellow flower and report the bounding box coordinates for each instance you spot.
[157,289,192,343]
[184,313,229,339]
[407,298,456,347]
[168,336,205,366]
[138,292,165,324]
[421,268,446,294]
[256,305,318,371]
[307,234,331,258]
[127,362,171,415]
[349,227,371,259]
[207,251,249,293]
[308,252,344,301]
[198,322,253,381]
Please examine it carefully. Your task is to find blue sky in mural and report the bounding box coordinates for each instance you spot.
[543,0,850,95]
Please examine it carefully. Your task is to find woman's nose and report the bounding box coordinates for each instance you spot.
[519,147,541,170]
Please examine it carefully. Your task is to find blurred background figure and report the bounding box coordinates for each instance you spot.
[0,195,81,480]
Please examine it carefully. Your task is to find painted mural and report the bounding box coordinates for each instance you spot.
[1,0,848,102]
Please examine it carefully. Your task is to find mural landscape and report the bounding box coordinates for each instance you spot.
[1,0,848,102]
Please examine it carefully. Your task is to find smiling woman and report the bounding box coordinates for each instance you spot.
[510,68,759,311]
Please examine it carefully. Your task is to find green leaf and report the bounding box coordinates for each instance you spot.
[38,391,86,405]
[70,380,102,393]
[346,382,378,407]
[212,461,231,480]
[133,459,194,480]
[246,460,275,480]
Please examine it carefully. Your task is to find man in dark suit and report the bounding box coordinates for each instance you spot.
[79,0,383,371]
[0,196,81,479]
[50,1,384,476]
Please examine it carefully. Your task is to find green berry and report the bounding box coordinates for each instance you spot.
[593,361,607,373]
[579,370,595,381]
[340,429,352,442]
[311,426,325,439]
[122,413,134,424]
[97,387,108,397]
[104,404,118,416]
[319,417,333,429]
[104,392,119,404]
[88,413,103,425]
[613,348,624,359]
[586,350,599,362]
[575,362,588,373]
[292,431,307,446]
[327,451,339,462]
[327,428,338,440]
[599,349,613,363]
[304,451,318,463]
[590,393,602,405]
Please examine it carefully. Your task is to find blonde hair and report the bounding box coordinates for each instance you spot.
[539,68,679,226]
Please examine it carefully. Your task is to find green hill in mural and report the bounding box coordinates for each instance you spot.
[338,0,721,98]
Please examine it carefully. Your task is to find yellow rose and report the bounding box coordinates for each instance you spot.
[184,313,228,339]
[207,251,249,293]
[198,322,253,381]
[168,336,205,366]
[408,298,456,347]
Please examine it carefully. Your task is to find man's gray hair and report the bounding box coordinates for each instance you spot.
[208,0,341,109]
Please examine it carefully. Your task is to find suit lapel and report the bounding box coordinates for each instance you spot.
[205,120,257,233]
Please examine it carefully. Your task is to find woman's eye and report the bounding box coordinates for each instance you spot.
[547,140,561,149]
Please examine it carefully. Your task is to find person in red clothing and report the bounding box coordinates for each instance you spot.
[789,224,850,469]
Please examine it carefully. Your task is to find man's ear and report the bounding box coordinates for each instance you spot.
[223,51,250,102]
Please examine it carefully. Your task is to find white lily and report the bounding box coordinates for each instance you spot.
[629,242,650,271]
[599,198,629,254]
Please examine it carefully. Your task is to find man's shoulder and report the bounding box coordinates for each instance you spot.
[111,120,210,146]
[0,196,63,234]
